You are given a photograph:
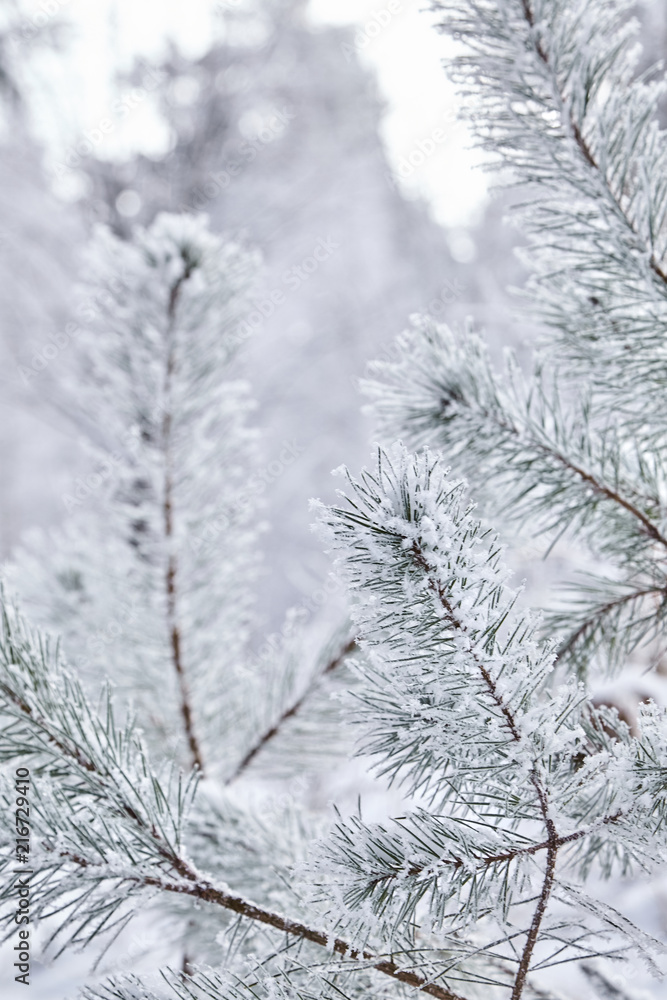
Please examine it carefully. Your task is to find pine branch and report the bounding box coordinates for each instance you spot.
[518,0,667,287]
[49,842,468,1000]
[476,401,667,552]
[410,540,524,741]
[7,215,262,773]
[411,538,559,998]
[83,960,456,1000]
[429,0,667,432]
[310,447,667,995]
[536,447,667,551]
[0,595,464,1000]
[364,322,667,561]
[163,261,205,776]
[554,585,665,663]
[479,401,667,550]
[0,646,191,882]
[224,637,356,785]
[366,812,623,886]
[581,963,639,1000]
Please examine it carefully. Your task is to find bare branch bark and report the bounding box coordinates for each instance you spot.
[225,636,356,784]
[556,587,664,661]
[510,831,558,1000]
[60,845,467,1000]
[162,265,205,775]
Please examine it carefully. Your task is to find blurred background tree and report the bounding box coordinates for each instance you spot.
[0,1,666,996]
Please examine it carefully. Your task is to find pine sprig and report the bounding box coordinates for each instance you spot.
[307,446,667,995]
[364,319,667,676]
[0,593,198,952]
[0,590,474,998]
[223,635,357,785]
[430,0,667,439]
[364,319,667,564]
[7,214,262,778]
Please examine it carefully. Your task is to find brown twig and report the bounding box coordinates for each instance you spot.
[412,543,522,741]
[0,681,97,775]
[162,262,204,775]
[411,540,558,1000]
[544,450,667,550]
[510,827,558,1000]
[58,846,466,1000]
[367,811,623,887]
[556,587,664,660]
[479,401,667,552]
[225,637,357,784]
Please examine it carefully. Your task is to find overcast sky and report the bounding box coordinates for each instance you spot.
[310,0,488,227]
[27,0,487,228]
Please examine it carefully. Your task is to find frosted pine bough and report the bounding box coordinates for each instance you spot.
[8,212,345,783]
[7,213,264,775]
[1,2,667,1000]
[1,446,666,999]
[1,212,357,979]
[366,0,667,682]
[307,449,667,996]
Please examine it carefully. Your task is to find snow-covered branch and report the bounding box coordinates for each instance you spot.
[430,0,667,440]
[7,214,263,776]
[307,446,667,995]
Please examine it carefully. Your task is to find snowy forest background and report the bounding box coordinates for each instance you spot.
[1,0,667,997]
